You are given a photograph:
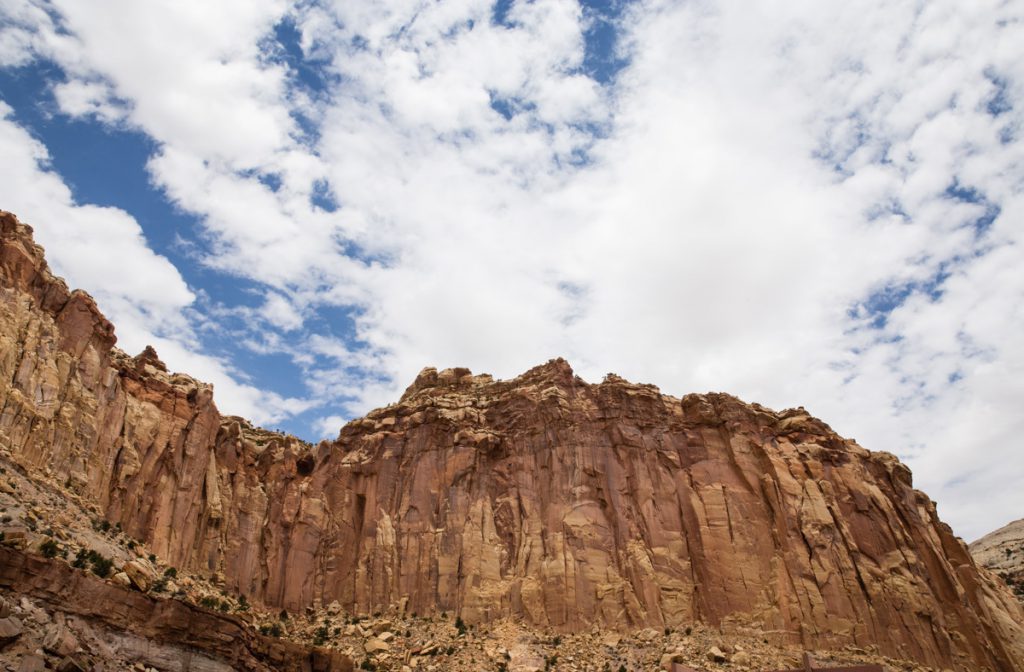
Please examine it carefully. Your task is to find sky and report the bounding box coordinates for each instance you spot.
[0,0,1021,541]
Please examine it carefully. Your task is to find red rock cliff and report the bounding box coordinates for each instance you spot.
[1,211,1022,671]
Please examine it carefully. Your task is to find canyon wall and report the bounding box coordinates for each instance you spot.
[1,211,1023,671]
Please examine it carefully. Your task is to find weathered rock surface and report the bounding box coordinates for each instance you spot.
[971,518,1024,606]
[1,210,1024,671]
[0,546,351,671]
[972,518,1024,575]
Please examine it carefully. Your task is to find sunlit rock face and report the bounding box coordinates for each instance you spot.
[1,210,1023,672]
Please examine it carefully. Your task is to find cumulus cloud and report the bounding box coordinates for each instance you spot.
[0,101,309,426]
[1,0,1022,539]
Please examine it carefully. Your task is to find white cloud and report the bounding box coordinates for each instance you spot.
[0,101,309,426]
[51,79,128,124]
[0,101,194,341]
[2,0,1023,539]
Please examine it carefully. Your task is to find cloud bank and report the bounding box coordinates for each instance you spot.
[0,0,1022,539]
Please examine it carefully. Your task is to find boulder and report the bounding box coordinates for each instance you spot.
[123,560,157,592]
[17,655,46,672]
[0,616,23,646]
[364,638,390,654]
[43,622,79,657]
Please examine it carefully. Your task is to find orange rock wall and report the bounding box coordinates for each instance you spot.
[1,211,1022,671]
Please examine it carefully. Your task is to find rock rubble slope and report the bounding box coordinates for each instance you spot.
[1,210,1023,671]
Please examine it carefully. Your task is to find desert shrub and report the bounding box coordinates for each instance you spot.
[73,549,114,577]
[40,538,61,558]
[90,554,113,577]
[313,625,330,646]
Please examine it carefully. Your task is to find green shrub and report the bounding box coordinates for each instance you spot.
[40,538,61,558]
[91,554,113,578]
[313,625,330,646]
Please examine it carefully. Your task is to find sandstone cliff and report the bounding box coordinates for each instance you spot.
[1,210,1023,671]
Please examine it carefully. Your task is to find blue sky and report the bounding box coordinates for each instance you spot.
[0,0,1022,540]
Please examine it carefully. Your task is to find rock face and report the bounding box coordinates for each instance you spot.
[0,546,350,671]
[1,210,1024,671]
[972,519,1024,575]
[971,519,1024,605]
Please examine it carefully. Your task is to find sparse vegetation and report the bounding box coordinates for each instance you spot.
[72,548,113,577]
[40,538,61,558]
[313,625,330,646]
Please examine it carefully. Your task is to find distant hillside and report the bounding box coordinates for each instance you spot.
[971,518,1024,604]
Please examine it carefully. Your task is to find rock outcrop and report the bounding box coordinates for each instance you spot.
[0,546,351,671]
[971,519,1024,606]
[1,210,1024,671]
[972,519,1024,574]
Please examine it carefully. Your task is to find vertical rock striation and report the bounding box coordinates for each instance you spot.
[1,210,1022,671]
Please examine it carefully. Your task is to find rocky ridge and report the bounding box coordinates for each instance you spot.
[971,519,1024,606]
[1,210,1024,671]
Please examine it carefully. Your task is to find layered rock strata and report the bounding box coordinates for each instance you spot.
[0,546,351,671]
[1,210,1023,671]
